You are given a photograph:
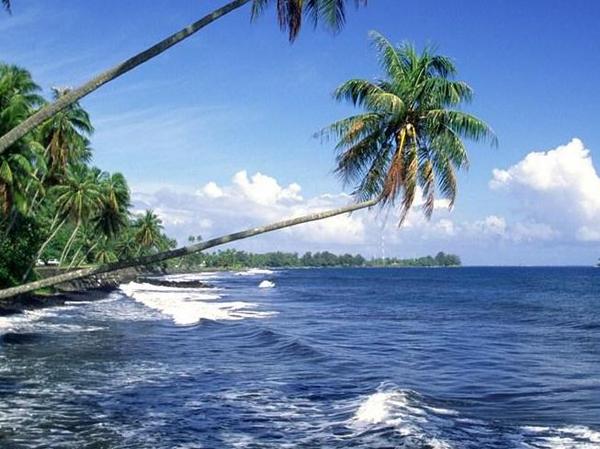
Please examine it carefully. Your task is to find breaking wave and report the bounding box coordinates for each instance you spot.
[119,281,276,326]
[348,384,600,448]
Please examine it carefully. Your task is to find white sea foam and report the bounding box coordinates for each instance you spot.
[258,280,275,288]
[353,392,394,424]
[349,384,600,449]
[160,272,223,282]
[0,304,104,334]
[119,281,276,326]
[235,268,275,276]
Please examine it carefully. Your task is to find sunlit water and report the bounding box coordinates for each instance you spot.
[1,267,599,448]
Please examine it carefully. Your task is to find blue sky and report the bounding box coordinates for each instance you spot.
[2,0,600,264]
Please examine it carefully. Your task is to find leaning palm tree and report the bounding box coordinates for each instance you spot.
[0,32,494,300]
[0,0,366,154]
[322,32,496,223]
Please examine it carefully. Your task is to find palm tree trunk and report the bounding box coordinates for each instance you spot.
[76,241,100,267]
[0,197,378,299]
[21,215,67,281]
[59,221,80,266]
[0,0,251,155]
[68,246,83,269]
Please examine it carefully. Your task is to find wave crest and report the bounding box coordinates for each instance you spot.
[119,281,276,326]
[349,384,600,449]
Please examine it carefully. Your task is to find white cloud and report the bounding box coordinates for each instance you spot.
[230,170,303,206]
[128,149,600,265]
[490,138,600,241]
[131,169,469,253]
[200,182,224,199]
[133,170,368,248]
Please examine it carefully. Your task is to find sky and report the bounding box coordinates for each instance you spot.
[2,0,600,265]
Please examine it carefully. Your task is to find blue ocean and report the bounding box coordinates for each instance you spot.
[1,267,599,448]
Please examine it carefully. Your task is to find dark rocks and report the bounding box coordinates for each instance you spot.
[0,293,67,316]
[137,278,213,289]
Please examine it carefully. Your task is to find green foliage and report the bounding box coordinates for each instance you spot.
[321,32,496,223]
[369,251,461,267]
[0,62,176,283]
[0,63,44,218]
[38,87,93,185]
[174,249,460,269]
[0,214,43,287]
[251,0,366,42]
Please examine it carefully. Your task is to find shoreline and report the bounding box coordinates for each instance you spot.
[0,266,156,318]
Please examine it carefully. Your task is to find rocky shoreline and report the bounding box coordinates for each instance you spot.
[0,266,161,317]
[0,267,216,318]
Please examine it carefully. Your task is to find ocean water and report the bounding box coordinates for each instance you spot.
[0,267,599,448]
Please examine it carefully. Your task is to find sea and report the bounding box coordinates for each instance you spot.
[0,267,599,448]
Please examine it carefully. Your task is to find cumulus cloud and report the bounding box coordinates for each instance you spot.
[490,138,600,241]
[465,215,559,242]
[128,145,600,265]
[134,170,369,247]
[200,182,224,199]
[130,168,470,254]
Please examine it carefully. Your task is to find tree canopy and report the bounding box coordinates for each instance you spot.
[322,32,496,224]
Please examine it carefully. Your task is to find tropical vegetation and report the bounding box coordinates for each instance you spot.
[0,63,174,288]
[321,32,496,222]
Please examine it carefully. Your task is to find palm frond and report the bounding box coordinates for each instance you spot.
[323,32,495,225]
[251,0,366,42]
[427,109,497,145]
[369,31,406,80]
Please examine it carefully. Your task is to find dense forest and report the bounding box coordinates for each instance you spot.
[175,246,461,269]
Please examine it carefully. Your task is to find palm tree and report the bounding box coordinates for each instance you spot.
[0,0,366,154]
[0,64,43,221]
[134,210,164,253]
[94,172,130,239]
[0,32,495,300]
[50,165,102,265]
[321,32,496,223]
[92,237,118,264]
[0,197,379,298]
[38,87,94,184]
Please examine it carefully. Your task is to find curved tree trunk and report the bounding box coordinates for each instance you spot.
[0,198,378,299]
[0,0,251,154]
[21,215,67,281]
[59,221,80,266]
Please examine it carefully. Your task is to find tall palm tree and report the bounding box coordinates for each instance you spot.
[0,0,366,154]
[94,172,130,239]
[50,165,102,265]
[0,64,44,222]
[322,32,496,223]
[38,87,94,184]
[0,32,495,300]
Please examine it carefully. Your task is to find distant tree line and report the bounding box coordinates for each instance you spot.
[174,245,461,269]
